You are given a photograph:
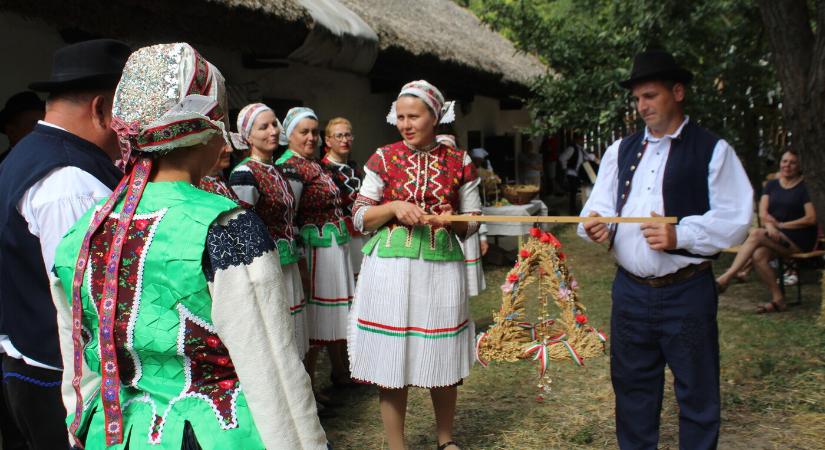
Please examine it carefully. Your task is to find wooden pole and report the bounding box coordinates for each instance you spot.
[421,215,676,224]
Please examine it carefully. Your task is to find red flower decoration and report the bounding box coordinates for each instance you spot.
[540,234,552,243]
[529,227,542,237]
[217,356,231,367]
[559,252,566,260]
[507,274,519,283]
[519,249,531,258]
[218,379,236,390]
[514,261,520,268]
[206,336,221,348]
[575,314,588,325]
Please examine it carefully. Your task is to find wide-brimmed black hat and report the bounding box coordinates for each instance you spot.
[29,39,132,93]
[0,91,44,131]
[619,50,693,89]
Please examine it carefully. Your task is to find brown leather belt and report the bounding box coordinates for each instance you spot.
[619,261,712,288]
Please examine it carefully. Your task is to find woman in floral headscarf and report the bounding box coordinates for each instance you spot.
[49,44,327,450]
[275,107,355,400]
[348,80,482,450]
[228,103,309,357]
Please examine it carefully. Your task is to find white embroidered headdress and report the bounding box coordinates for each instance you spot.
[386,80,456,125]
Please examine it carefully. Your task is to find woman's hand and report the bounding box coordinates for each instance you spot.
[390,201,426,226]
[425,204,455,227]
[765,222,780,239]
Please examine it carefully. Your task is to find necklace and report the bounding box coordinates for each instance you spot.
[250,154,273,165]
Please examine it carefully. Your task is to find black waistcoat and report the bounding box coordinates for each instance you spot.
[615,120,720,259]
[0,124,121,367]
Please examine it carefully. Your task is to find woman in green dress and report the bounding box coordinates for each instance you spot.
[49,43,327,449]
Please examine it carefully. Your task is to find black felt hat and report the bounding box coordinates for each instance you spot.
[619,50,693,89]
[28,39,132,93]
[0,91,44,131]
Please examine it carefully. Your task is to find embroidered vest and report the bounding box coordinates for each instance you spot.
[361,141,478,261]
[0,124,122,367]
[321,155,363,234]
[229,158,300,265]
[53,182,266,449]
[616,121,719,259]
[276,150,350,248]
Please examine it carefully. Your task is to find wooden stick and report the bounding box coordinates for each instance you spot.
[421,215,677,224]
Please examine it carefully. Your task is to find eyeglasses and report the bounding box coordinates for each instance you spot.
[331,132,354,142]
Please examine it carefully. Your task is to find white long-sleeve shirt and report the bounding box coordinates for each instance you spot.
[577,117,753,277]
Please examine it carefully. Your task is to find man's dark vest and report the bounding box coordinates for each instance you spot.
[0,124,122,367]
[615,120,720,259]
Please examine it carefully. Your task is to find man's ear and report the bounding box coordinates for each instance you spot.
[672,83,686,103]
[90,94,110,129]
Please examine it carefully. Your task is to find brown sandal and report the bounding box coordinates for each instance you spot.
[756,300,787,314]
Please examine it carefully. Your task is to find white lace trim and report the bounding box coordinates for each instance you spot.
[353,205,370,233]
[125,208,167,387]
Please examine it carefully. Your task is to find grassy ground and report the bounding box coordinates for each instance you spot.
[320,226,825,449]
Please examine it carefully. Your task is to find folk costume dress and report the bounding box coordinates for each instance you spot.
[199,174,238,202]
[276,148,354,344]
[459,224,487,296]
[229,155,309,355]
[347,140,482,388]
[437,135,487,297]
[320,154,366,276]
[47,44,327,450]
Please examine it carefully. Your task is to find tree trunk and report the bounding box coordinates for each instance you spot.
[757,1,825,230]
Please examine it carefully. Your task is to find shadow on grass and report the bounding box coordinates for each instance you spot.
[320,227,825,449]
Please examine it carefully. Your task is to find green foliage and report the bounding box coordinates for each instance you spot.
[470,0,781,176]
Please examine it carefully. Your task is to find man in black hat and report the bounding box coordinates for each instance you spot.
[578,50,753,449]
[0,91,45,165]
[0,38,130,449]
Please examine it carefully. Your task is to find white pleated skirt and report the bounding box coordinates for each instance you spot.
[460,234,486,297]
[347,251,475,388]
[349,235,366,277]
[307,239,355,344]
[282,262,309,356]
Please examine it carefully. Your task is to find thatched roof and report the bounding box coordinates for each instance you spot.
[337,0,546,88]
[1,0,311,56]
[1,0,545,96]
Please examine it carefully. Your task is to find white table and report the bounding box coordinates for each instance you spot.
[482,199,549,236]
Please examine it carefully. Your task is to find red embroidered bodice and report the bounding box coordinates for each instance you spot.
[277,150,346,230]
[365,141,478,215]
[229,158,301,265]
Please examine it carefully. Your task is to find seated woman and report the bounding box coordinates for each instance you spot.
[716,150,817,313]
[49,43,327,449]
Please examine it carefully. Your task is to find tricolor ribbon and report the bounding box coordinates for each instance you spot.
[524,342,549,377]
[523,332,585,377]
[589,326,608,343]
[561,340,584,366]
[474,332,489,367]
[516,319,556,341]
[516,322,537,340]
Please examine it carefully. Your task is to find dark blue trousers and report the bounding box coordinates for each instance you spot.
[611,267,720,450]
